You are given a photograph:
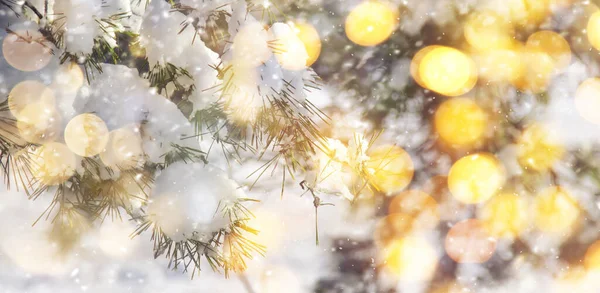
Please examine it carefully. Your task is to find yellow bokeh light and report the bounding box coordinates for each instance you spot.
[575,78,600,125]
[30,142,77,186]
[246,209,286,252]
[584,240,600,272]
[374,213,413,247]
[502,0,551,27]
[389,190,439,230]
[345,1,399,47]
[64,113,110,157]
[418,46,477,96]
[445,219,497,263]
[479,192,529,238]
[526,30,571,70]
[410,45,441,88]
[365,145,413,196]
[271,23,309,71]
[475,49,524,85]
[54,62,84,93]
[588,11,600,51]
[533,186,580,234]
[292,22,321,66]
[464,11,515,52]
[434,98,487,148]
[8,80,56,120]
[514,49,556,94]
[517,123,564,172]
[100,126,144,170]
[2,29,52,72]
[383,236,438,281]
[16,103,62,144]
[448,153,505,204]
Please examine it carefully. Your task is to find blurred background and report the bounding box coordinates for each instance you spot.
[4,0,600,292]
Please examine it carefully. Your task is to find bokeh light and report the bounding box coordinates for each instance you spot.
[345,1,399,47]
[64,113,110,157]
[8,80,56,119]
[584,240,600,272]
[100,126,144,170]
[388,190,439,230]
[2,29,53,72]
[365,145,413,196]
[464,11,515,52]
[587,11,600,51]
[517,123,564,172]
[292,21,321,66]
[513,49,556,94]
[445,219,497,263]
[533,186,580,234]
[575,78,600,125]
[53,62,84,93]
[434,97,487,149]
[30,142,77,186]
[383,236,438,281]
[479,192,529,239]
[272,23,309,71]
[418,46,477,96]
[448,153,505,204]
[525,30,571,70]
[475,49,524,85]
[16,102,62,144]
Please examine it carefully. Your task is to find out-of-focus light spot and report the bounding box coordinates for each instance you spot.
[517,123,564,172]
[434,98,487,149]
[345,1,399,47]
[2,29,53,72]
[445,219,497,263]
[388,190,439,230]
[526,30,571,70]
[534,186,580,234]
[100,126,144,170]
[8,80,55,119]
[365,145,413,196]
[383,236,438,281]
[584,240,600,272]
[410,45,441,88]
[64,113,110,157]
[479,192,529,239]
[575,78,600,125]
[16,102,62,144]
[448,153,505,204]
[464,11,515,52]
[292,22,321,66]
[513,49,556,94]
[232,22,272,68]
[475,49,524,85]
[374,213,413,248]
[53,62,84,93]
[30,142,77,186]
[502,0,551,27]
[587,11,600,51]
[418,46,477,96]
[271,23,309,71]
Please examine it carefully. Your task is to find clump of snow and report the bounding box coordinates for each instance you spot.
[147,162,244,242]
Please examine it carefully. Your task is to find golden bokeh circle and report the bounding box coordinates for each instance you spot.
[30,142,77,186]
[479,192,529,238]
[575,78,600,125]
[293,22,322,66]
[345,1,399,47]
[475,49,524,85]
[514,49,556,94]
[8,80,56,119]
[587,11,600,51]
[584,240,600,272]
[517,123,564,172]
[448,153,505,204]
[365,145,414,196]
[445,219,497,263]
[526,30,571,70]
[2,29,53,72]
[382,236,438,281]
[64,113,110,157]
[464,11,515,52]
[16,103,62,144]
[533,186,580,234]
[100,126,144,170]
[434,98,487,148]
[388,190,439,230]
[418,46,477,96]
